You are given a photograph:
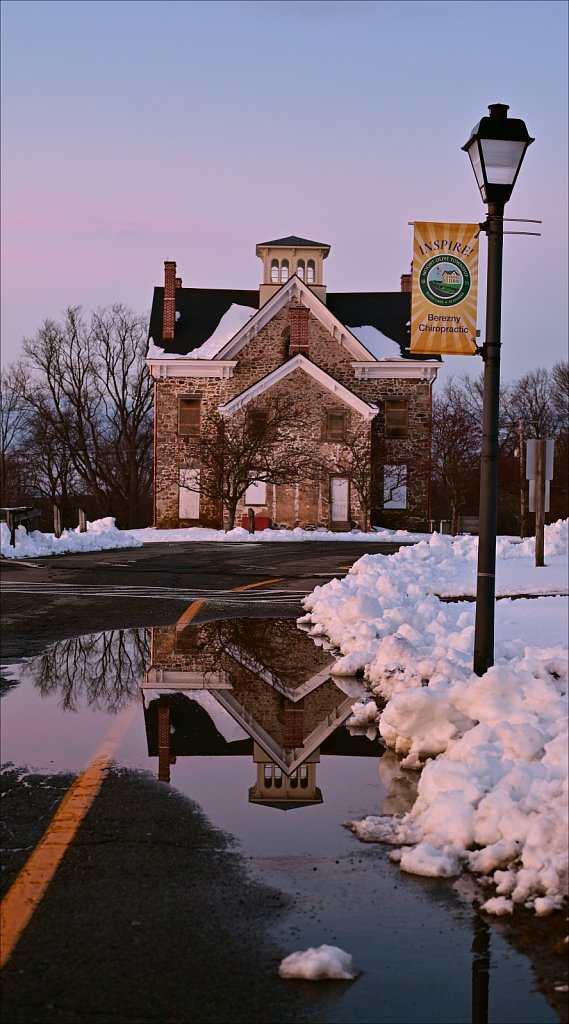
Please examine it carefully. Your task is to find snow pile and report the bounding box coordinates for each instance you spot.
[300,521,568,915]
[279,944,358,981]
[147,304,256,361]
[0,517,143,559]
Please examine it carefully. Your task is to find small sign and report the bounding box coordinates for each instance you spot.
[528,480,550,513]
[410,222,479,355]
[526,439,554,481]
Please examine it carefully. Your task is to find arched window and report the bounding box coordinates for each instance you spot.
[280,259,289,283]
[307,259,315,284]
[270,259,279,283]
[296,259,305,281]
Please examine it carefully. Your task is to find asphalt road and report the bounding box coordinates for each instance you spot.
[0,539,409,659]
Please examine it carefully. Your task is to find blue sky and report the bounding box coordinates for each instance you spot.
[1,0,567,384]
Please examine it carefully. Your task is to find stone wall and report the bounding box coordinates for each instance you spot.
[153,298,432,530]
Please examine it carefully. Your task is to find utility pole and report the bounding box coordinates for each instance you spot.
[518,419,526,538]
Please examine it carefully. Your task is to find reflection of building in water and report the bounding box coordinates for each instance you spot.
[142,616,377,802]
[249,744,322,808]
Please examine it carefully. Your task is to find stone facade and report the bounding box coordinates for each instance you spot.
[148,240,438,531]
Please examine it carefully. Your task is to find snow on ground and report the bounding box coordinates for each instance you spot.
[279,944,358,981]
[299,520,568,916]
[0,517,143,559]
[0,522,428,558]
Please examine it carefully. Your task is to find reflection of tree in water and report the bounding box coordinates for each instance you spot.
[22,629,150,713]
[174,617,330,688]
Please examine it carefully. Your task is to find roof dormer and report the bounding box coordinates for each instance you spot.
[256,235,330,307]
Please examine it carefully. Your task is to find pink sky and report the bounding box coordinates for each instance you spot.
[1,0,567,386]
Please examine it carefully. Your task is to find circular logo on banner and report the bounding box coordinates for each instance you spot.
[419,255,471,306]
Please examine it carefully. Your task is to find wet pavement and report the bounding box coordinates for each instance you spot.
[1,601,564,1024]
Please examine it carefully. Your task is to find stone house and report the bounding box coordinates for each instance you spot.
[147,235,439,531]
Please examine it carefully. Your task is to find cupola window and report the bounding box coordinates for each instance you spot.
[280,259,289,283]
[307,259,315,284]
[270,259,279,283]
[296,259,305,281]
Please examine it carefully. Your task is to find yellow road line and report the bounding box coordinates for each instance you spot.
[231,577,285,592]
[0,701,138,969]
[1,573,285,967]
[175,598,206,631]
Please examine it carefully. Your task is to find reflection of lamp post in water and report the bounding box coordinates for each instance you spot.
[471,912,490,1024]
[462,104,534,675]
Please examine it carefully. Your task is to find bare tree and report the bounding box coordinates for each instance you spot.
[187,397,322,530]
[21,305,153,527]
[432,378,482,534]
[336,422,374,530]
[0,361,32,505]
[507,367,561,439]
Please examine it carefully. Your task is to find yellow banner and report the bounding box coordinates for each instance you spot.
[410,222,479,355]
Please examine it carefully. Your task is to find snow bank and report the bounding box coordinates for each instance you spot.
[279,944,357,981]
[126,524,423,545]
[0,518,143,559]
[300,521,569,915]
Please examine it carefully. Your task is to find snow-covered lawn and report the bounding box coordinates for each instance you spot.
[299,520,568,917]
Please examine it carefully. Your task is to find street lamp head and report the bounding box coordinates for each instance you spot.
[462,103,534,205]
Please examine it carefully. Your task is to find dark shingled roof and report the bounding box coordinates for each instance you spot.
[148,285,437,362]
[148,287,259,356]
[257,235,330,249]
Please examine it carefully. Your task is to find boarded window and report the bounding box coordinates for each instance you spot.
[247,407,268,433]
[178,396,201,436]
[179,468,200,519]
[385,398,409,438]
[384,465,407,508]
[326,410,347,441]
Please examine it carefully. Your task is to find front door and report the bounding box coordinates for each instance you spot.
[330,476,349,528]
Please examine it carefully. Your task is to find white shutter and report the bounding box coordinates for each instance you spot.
[179,468,200,519]
[244,480,267,505]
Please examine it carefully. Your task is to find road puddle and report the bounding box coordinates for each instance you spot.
[1,612,560,1023]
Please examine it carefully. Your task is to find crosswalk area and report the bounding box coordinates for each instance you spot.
[0,581,306,602]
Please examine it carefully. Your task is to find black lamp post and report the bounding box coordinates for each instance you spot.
[462,104,534,676]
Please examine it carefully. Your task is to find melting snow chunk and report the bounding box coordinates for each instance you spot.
[279,944,358,981]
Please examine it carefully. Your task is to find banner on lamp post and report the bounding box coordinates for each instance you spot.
[410,222,479,355]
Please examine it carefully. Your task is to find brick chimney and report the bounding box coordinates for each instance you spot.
[400,261,412,293]
[289,306,310,355]
[162,261,177,341]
